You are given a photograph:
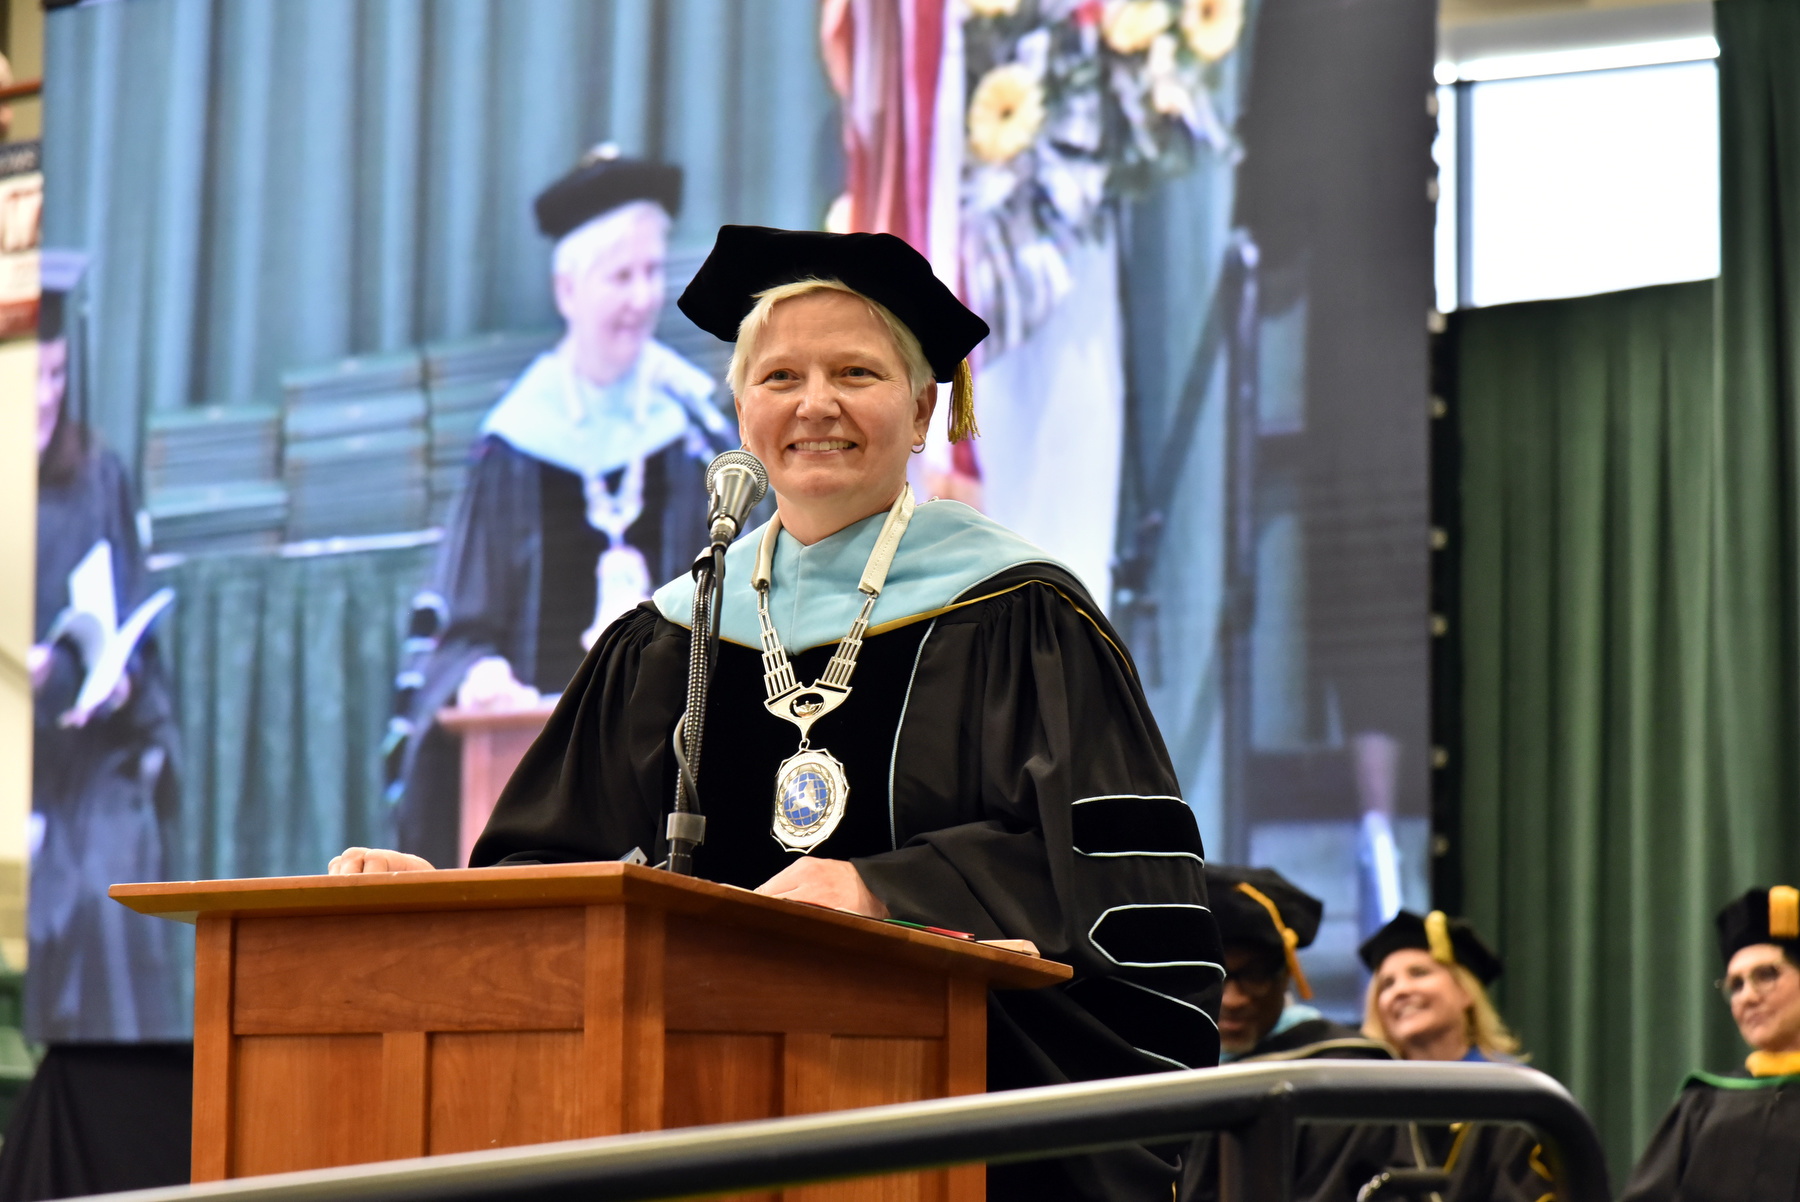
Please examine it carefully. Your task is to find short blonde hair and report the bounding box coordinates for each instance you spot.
[1362,959,1523,1060]
[727,277,934,402]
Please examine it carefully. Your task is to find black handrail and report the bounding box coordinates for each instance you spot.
[82,1060,1609,1202]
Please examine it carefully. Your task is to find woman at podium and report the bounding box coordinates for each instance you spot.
[334,225,1224,1202]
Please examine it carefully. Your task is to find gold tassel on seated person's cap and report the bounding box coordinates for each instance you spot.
[1772,885,1800,940]
[1425,909,1457,967]
[948,358,979,443]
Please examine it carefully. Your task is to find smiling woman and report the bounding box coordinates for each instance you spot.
[332,226,1226,1202]
[730,281,933,546]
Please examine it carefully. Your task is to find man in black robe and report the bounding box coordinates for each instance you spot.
[1619,885,1800,1201]
[1182,865,1390,1202]
[1208,864,1386,1063]
[391,148,733,868]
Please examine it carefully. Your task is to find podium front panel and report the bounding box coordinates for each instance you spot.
[152,865,1067,1202]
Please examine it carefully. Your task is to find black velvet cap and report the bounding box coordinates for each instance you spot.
[1716,886,1800,967]
[533,146,683,240]
[1206,865,1323,954]
[1358,910,1504,986]
[676,225,990,382]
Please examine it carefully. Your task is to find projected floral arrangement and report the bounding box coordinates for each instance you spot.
[962,0,1248,348]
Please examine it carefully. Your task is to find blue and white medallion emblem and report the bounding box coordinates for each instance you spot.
[771,747,849,853]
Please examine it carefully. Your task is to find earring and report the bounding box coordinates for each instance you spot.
[911,440,927,455]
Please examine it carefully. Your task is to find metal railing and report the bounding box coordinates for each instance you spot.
[86,1060,1609,1202]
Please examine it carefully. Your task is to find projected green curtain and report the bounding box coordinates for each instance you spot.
[153,545,435,884]
[145,541,432,1025]
[1454,0,1800,1176]
[40,0,839,475]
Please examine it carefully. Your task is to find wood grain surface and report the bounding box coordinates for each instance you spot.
[110,862,1069,990]
[233,1034,385,1176]
[428,1031,585,1155]
[190,915,236,1182]
[151,864,1052,1194]
[665,916,945,1037]
[233,909,585,1034]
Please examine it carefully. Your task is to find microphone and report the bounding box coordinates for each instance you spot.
[704,450,769,548]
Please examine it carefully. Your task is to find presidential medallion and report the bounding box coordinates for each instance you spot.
[752,487,916,855]
[772,748,849,853]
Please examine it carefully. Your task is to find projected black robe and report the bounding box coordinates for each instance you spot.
[392,341,731,869]
[1619,1070,1800,1202]
[31,446,183,1043]
[472,499,1225,1202]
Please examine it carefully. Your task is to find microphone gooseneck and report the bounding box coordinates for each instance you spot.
[667,450,768,876]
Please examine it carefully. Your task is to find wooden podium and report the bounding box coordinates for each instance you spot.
[111,863,1069,1199]
[434,701,558,867]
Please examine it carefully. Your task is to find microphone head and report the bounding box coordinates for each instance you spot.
[705,450,769,545]
[705,449,770,506]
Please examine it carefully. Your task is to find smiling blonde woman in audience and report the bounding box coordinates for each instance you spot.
[1345,912,1553,1202]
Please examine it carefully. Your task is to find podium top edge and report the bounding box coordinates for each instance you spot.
[108,862,1072,989]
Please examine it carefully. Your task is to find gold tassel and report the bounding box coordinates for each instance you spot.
[1235,883,1313,999]
[948,358,979,443]
[1771,885,1800,940]
[1425,910,1457,967]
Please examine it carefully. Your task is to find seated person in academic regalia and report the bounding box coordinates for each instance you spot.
[1345,912,1555,1202]
[1619,885,1800,1202]
[391,147,733,869]
[1180,866,1390,1202]
[335,225,1225,1202]
[1210,865,1388,1063]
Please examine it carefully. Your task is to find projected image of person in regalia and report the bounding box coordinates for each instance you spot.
[389,147,733,870]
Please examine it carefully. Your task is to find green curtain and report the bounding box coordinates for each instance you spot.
[1715,0,1800,833]
[1455,282,1737,1179]
[1454,1,1800,1177]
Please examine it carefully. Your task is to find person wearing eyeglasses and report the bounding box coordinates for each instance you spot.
[1208,864,1388,1063]
[1180,866,1389,1202]
[1619,885,1800,1202]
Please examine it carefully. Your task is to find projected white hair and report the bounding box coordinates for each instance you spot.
[551,200,671,282]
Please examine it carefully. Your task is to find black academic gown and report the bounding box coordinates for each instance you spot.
[1185,1032,1554,1202]
[1182,1015,1395,1202]
[393,431,714,868]
[29,447,182,1043]
[471,561,1225,1202]
[1619,1070,1800,1202]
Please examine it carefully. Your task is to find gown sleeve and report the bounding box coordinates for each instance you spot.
[1618,1086,1709,1202]
[853,572,1224,1072]
[467,604,688,867]
[391,437,541,856]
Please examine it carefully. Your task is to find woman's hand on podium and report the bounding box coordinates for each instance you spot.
[754,857,889,918]
[328,847,435,874]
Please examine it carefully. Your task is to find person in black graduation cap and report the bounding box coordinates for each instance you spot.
[1619,885,1800,1202]
[0,275,193,1201]
[1180,867,1390,1202]
[389,146,733,870]
[1208,865,1387,1062]
[336,224,1225,1202]
[25,284,183,1045]
[1347,912,1554,1202]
